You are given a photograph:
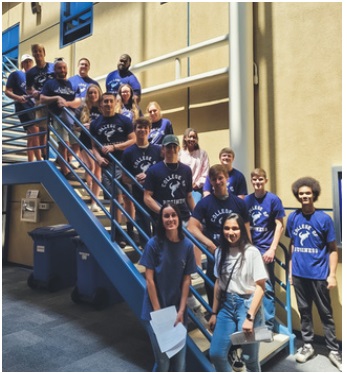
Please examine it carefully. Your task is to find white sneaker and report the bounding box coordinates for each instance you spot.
[90,204,101,212]
[329,351,342,371]
[295,344,315,363]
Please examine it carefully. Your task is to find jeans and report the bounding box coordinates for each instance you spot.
[209,293,263,372]
[101,162,122,197]
[144,321,186,372]
[293,276,340,352]
[263,262,275,331]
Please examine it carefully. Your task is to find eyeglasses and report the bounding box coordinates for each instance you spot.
[163,212,178,219]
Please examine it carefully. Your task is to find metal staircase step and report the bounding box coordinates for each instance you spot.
[259,333,290,364]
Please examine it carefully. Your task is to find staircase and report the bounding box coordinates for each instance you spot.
[2,57,295,371]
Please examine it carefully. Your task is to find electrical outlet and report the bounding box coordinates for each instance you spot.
[39,203,49,210]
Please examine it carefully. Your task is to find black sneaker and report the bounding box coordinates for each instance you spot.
[329,351,342,371]
[65,172,79,182]
[295,344,315,363]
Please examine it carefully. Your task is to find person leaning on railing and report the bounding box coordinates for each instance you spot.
[5,54,42,162]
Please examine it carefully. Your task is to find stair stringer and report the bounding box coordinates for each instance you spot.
[2,161,214,372]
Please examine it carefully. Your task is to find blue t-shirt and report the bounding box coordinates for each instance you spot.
[144,161,193,221]
[41,78,77,115]
[89,113,133,161]
[122,143,162,200]
[139,236,196,321]
[6,70,35,112]
[148,118,174,145]
[105,69,141,97]
[203,167,248,196]
[68,75,100,98]
[192,193,249,246]
[26,63,55,92]
[244,192,285,255]
[285,209,336,280]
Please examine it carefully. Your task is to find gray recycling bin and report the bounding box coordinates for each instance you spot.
[27,224,78,292]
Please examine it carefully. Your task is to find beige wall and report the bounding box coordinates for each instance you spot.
[3,1,342,340]
[5,184,68,267]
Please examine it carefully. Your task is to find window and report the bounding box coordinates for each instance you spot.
[2,23,19,60]
[60,3,93,48]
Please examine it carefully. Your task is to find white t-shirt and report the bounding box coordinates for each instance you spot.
[214,245,268,295]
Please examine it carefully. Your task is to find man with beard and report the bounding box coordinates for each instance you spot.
[106,54,141,103]
[40,59,82,180]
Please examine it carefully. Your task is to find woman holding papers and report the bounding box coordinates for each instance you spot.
[139,203,196,372]
[208,213,268,371]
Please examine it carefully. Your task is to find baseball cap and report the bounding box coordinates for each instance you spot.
[21,54,34,63]
[162,134,180,146]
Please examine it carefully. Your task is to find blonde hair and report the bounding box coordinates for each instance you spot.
[80,84,103,123]
[146,101,162,121]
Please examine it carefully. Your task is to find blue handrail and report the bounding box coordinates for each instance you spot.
[2,99,295,366]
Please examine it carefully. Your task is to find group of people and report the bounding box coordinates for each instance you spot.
[5,46,342,372]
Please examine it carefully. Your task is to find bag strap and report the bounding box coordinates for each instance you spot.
[222,255,241,292]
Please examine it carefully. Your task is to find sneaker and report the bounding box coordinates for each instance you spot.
[90,204,102,212]
[65,172,79,182]
[329,351,342,371]
[295,344,315,363]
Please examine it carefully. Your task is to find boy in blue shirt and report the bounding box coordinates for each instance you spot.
[245,168,285,331]
[286,177,341,370]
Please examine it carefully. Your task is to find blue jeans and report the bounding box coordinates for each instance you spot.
[144,321,187,372]
[209,293,263,372]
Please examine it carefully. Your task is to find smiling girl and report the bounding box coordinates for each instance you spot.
[139,203,196,371]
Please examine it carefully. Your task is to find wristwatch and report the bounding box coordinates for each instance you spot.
[246,313,254,322]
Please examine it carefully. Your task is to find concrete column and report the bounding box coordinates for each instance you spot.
[229,3,254,179]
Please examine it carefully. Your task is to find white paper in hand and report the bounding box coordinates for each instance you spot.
[150,306,187,358]
[230,326,273,345]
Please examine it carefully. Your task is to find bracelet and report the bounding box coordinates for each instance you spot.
[211,312,218,315]
[113,144,116,151]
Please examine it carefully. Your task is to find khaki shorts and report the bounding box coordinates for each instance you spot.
[52,116,80,145]
[35,99,48,129]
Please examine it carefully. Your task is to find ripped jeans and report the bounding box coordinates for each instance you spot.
[209,292,264,372]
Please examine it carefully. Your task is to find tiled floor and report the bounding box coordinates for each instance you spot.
[2,265,342,372]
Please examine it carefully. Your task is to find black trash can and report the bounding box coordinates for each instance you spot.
[71,237,123,310]
[27,224,78,292]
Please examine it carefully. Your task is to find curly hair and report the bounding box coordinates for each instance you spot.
[291,177,321,202]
